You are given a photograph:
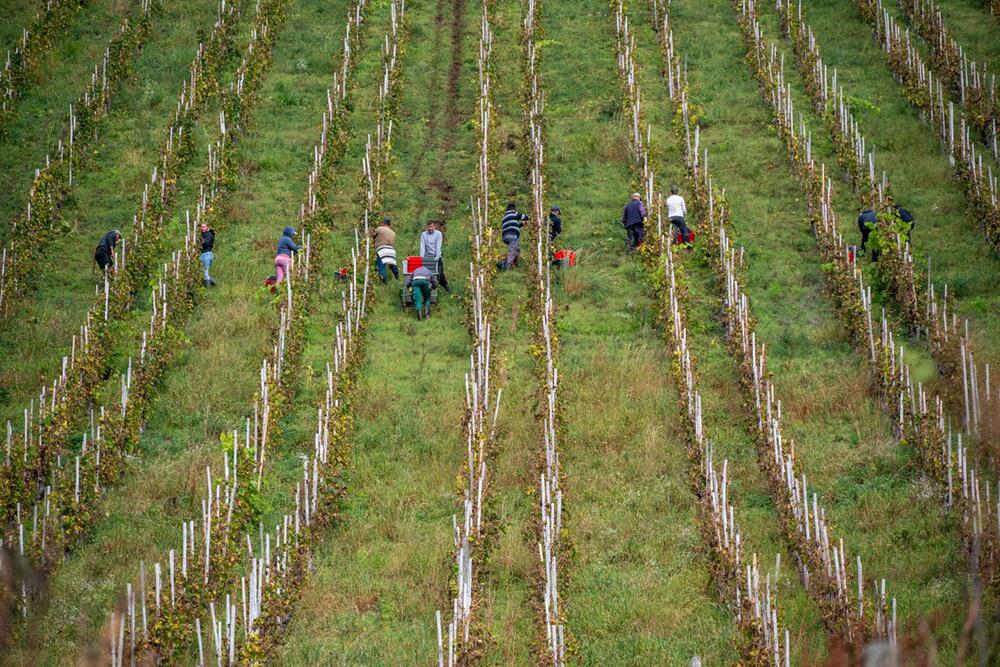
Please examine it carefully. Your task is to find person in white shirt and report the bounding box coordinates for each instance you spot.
[666,185,691,241]
[419,219,449,291]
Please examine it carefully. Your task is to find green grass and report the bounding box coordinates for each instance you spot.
[2,0,999,662]
[0,0,131,233]
[277,0,482,662]
[800,0,1000,369]
[931,0,1000,69]
[668,0,967,655]
[0,0,224,421]
[0,0,358,662]
[0,0,45,51]
[530,1,738,662]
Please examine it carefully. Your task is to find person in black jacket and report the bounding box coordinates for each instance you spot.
[622,193,647,250]
[549,206,562,242]
[895,205,915,238]
[200,222,216,287]
[94,229,121,274]
[858,208,878,258]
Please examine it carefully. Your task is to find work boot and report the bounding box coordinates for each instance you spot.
[210,279,217,287]
[423,304,431,319]
[204,278,211,287]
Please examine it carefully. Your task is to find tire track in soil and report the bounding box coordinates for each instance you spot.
[420,0,466,222]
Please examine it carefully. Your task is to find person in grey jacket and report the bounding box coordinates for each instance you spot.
[274,226,300,283]
[419,219,449,291]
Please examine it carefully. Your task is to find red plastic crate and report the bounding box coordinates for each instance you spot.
[553,249,576,267]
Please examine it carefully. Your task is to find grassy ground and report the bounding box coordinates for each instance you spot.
[2,0,999,662]
[0,0,357,661]
[931,0,1000,69]
[799,0,1000,369]
[470,1,539,662]
[0,0,223,421]
[535,1,740,662]
[0,0,132,232]
[669,0,968,655]
[0,0,44,52]
[276,0,481,662]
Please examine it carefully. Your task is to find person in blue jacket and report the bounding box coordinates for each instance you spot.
[274,226,300,283]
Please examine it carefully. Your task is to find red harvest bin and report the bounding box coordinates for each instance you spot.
[553,249,576,267]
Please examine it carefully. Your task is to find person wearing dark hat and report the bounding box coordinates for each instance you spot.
[500,202,529,270]
[372,216,398,284]
[549,206,562,242]
[94,229,121,274]
[274,226,300,284]
[621,192,647,250]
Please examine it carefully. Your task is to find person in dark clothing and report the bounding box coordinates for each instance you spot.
[275,226,300,283]
[895,205,914,236]
[858,208,878,258]
[94,229,121,273]
[500,203,529,270]
[200,223,216,287]
[622,193,647,250]
[549,206,562,242]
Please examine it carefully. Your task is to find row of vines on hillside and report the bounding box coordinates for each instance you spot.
[436,2,502,663]
[521,1,567,661]
[848,0,1000,255]
[774,0,1000,486]
[894,0,1000,159]
[0,0,275,636]
[734,0,1000,621]
[102,2,412,663]
[0,0,244,535]
[650,0,900,650]
[612,3,790,662]
[0,0,157,318]
[0,0,88,132]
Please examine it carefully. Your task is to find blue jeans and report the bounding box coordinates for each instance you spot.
[375,256,398,282]
[200,251,213,280]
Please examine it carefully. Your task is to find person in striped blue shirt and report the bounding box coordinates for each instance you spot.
[500,203,529,270]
